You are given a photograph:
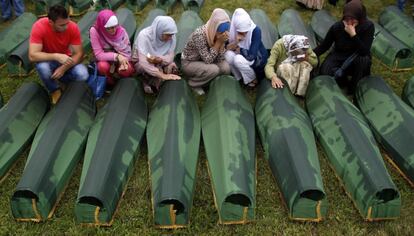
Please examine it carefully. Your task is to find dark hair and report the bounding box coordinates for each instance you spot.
[47,5,68,21]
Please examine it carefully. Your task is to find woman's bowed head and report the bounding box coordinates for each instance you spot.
[140,16,180,81]
[271,35,311,89]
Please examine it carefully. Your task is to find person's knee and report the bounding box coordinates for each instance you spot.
[218,61,231,75]
[233,55,246,65]
[224,51,235,65]
[35,62,53,79]
[208,64,220,78]
[319,62,335,76]
[73,64,89,81]
[97,61,110,75]
[354,56,371,68]
[119,66,135,78]
[353,56,372,75]
[277,63,294,75]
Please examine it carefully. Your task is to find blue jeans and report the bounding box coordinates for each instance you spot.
[0,0,24,20]
[35,61,89,92]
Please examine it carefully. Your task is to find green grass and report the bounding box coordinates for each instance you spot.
[0,0,413,235]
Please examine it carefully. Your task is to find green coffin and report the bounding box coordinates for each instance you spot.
[355,75,414,187]
[175,10,203,64]
[255,80,327,222]
[116,8,137,41]
[11,82,96,222]
[97,0,125,10]
[68,0,93,15]
[202,75,256,224]
[148,79,200,228]
[76,78,147,226]
[278,9,317,49]
[305,75,401,221]
[32,0,66,16]
[0,13,36,66]
[372,22,413,70]
[181,0,203,12]
[402,76,414,108]
[0,83,49,183]
[249,9,278,50]
[78,11,98,54]
[6,39,32,77]
[379,6,414,52]
[127,0,150,12]
[311,10,335,43]
[156,0,176,11]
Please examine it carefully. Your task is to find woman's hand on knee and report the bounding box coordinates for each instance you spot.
[271,75,284,89]
[117,54,129,66]
[119,61,129,71]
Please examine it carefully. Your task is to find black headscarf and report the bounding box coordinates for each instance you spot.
[343,0,367,23]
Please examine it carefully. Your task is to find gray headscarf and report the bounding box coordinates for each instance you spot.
[136,16,178,57]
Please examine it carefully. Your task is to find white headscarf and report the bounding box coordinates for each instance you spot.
[137,16,177,56]
[229,8,256,50]
[281,34,310,64]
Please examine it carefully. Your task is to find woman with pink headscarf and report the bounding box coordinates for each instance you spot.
[181,8,231,95]
[90,9,135,87]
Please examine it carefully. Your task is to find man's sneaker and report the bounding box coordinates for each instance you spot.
[51,89,62,105]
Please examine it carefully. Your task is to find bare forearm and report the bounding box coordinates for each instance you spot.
[29,52,57,62]
[212,41,222,53]
[71,51,84,64]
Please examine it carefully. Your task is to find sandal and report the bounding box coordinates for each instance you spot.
[247,80,258,88]
[51,89,62,105]
[144,84,154,94]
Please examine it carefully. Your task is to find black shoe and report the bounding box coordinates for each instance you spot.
[336,77,348,89]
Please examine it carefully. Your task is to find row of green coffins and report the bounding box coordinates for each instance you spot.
[0,6,411,227]
[311,6,414,71]
[32,0,204,15]
[1,74,414,227]
[0,8,265,227]
[32,0,123,16]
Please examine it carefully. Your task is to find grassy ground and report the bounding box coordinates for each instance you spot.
[0,0,413,235]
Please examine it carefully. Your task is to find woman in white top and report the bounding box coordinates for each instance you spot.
[133,16,181,94]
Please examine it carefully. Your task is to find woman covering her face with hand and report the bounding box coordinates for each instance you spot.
[314,0,374,94]
[90,10,135,88]
[133,16,180,94]
[181,8,231,95]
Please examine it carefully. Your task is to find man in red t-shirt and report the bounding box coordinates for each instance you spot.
[29,4,88,104]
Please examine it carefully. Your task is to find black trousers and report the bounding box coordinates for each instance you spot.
[319,53,371,93]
